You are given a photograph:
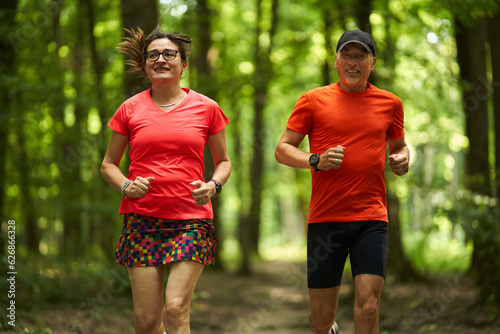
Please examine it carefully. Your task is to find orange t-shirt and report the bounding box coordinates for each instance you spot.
[286,82,405,223]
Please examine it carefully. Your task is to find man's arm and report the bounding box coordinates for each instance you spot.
[275,128,345,170]
[388,136,410,176]
[275,128,310,169]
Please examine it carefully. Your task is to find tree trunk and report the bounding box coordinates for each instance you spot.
[44,0,84,257]
[322,6,334,86]
[193,0,225,270]
[0,0,18,255]
[386,184,422,282]
[85,0,107,152]
[455,16,490,270]
[120,0,158,98]
[364,0,418,282]
[355,0,373,33]
[61,0,86,257]
[455,18,490,196]
[355,0,376,86]
[455,15,500,304]
[488,12,500,198]
[17,117,40,254]
[238,0,279,275]
[83,0,117,259]
[119,0,158,177]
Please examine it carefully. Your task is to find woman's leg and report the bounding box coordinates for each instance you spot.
[127,265,166,334]
[163,260,205,334]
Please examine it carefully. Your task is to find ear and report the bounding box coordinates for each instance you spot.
[334,54,339,69]
[371,57,376,71]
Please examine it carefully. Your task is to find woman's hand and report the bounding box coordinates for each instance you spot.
[124,176,155,198]
[190,180,216,206]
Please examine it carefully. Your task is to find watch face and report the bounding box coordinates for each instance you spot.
[309,154,319,165]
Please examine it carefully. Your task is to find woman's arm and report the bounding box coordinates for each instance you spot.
[190,128,232,205]
[100,131,154,198]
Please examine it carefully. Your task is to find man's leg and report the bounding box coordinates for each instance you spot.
[349,221,388,334]
[307,222,348,334]
[127,266,166,334]
[308,286,340,334]
[353,273,384,334]
[163,260,205,334]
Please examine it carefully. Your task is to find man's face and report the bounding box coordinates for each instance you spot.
[335,43,376,92]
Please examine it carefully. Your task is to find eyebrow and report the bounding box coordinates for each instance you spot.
[147,48,178,52]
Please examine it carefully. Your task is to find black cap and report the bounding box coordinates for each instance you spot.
[336,30,376,56]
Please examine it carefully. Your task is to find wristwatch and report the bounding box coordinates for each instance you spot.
[309,154,320,171]
[210,179,222,195]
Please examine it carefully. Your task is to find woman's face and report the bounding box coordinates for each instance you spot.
[144,38,187,85]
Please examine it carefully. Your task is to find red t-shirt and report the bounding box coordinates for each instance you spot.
[287,82,405,223]
[108,88,230,220]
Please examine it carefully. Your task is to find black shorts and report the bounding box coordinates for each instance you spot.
[307,221,388,289]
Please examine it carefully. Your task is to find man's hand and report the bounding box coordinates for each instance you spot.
[388,154,409,176]
[318,145,346,170]
[124,176,155,198]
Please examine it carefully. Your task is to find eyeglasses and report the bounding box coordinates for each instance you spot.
[339,53,369,61]
[145,49,180,62]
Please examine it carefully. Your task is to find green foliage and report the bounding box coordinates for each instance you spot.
[447,191,500,303]
[1,0,500,307]
[14,258,131,309]
[14,327,54,334]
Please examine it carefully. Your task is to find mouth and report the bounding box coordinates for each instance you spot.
[155,67,170,72]
[346,69,359,74]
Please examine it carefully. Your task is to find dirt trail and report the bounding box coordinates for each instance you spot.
[14,260,500,334]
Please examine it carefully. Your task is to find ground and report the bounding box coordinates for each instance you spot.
[11,261,500,334]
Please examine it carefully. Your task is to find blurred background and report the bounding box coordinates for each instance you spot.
[1,0,500,333]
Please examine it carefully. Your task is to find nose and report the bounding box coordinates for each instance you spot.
[157,53,167,62]
[347,59,359,66]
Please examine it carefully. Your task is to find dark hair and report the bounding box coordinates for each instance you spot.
[117,25,192,75]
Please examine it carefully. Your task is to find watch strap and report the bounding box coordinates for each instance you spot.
[210,179,222,195]
[309,153,320,172]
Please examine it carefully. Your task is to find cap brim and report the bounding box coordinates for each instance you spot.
[337,40,373,54]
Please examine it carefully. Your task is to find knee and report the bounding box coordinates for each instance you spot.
[164,299,190,326]
[310,308,336,323]
[309,310,336,332]
[134,311,162,334]
[355,298,379,319]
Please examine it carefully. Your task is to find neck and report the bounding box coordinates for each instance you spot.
[338,81,369,93]
[151,85,185,107]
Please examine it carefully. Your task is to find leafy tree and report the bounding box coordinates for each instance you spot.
[0,0,19,255]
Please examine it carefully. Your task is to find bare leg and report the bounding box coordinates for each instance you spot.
[308,286,340,334]
[127,266,166,334]
[163,260,205,334]
[353,274,384,334]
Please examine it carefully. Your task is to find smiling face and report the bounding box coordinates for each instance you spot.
[335,43,376,92]
[144,38,187,86]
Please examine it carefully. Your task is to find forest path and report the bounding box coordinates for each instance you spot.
[15,260,500,333]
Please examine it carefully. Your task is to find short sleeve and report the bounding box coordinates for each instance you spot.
[286,94,313,135]
[207,103,230,136]
[108,103,130,136]
[388,98,405,140]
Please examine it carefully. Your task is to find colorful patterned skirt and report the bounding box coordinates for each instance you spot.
[116,213,216,267]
